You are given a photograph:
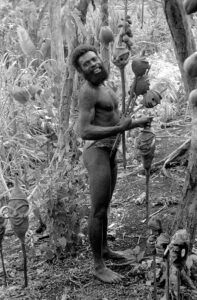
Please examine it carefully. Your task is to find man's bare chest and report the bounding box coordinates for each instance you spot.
[95,87,119,112]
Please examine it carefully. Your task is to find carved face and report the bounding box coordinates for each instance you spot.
[143,90,162,108]
[112,47,130,68]
[78,51,108,86]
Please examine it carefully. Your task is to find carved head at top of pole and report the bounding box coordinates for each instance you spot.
[8,177,30,222]
[148,216,162,237]
[135,121,155,156]
[112,16,133,69]
[99,26,114,46]
[1,177,30,241]
[147,216,162,249]
[169,229,189,270]
[135,120,155,170]
[156,233,170,257]
[131,57,150,78]
[112,45,130,69]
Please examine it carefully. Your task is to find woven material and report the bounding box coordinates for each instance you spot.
[135,129,155,156]
[85,135,118,150]
[135,128,156,169]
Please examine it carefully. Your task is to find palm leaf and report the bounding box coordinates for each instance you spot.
[17,25,36,57]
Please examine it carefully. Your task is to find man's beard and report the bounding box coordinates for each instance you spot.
[83,63,108,86]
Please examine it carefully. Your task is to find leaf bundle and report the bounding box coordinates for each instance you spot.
[17,25,36,57]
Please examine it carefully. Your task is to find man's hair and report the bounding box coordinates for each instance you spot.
[71,44,98,72]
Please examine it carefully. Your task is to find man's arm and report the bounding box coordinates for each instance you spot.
[78,87,124,140]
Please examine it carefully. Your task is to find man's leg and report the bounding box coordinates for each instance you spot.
[102,153,131,260]
[102,158,118,256]
[83,147,122,283]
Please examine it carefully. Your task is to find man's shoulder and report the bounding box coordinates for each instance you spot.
[80,81,96,92]
[79,82,97,100]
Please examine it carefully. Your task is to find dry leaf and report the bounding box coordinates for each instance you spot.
[17,25,36,57]
[135,192,146,205]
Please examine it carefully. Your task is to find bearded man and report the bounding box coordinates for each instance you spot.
[72,45,152,283]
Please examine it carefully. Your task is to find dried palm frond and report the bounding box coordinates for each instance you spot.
[61,4,87,46]
[17,25,36,57]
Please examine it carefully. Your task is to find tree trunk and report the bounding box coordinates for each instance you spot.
[172,95,197,251]
[11,0,16,10]
[49,0,65,74]
[71,72,81,115]
[100,0,110,72]
[49,0,65,111]
[49,0,67,151]
[33,1,49,47]
[162,0,196,96]
[47,0,93,255]
[163,0,197,251]
[67,0,93,121]
[58,0,92,151]
[75,0,93,24]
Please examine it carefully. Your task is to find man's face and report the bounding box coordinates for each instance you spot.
[78,51,108,86]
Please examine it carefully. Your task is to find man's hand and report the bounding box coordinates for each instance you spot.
[119,116,153,132]
[118,117,132,132]
[136,116,153,128]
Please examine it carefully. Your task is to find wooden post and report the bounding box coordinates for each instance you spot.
[162,0,197,96]
[49,0,65,74]
[122,0,128,169]
[120,67,127,169]
[0,246,7,286]
[135,126,155,224]
[165,252,170,300]
[153,248,157,300]
[100,0,110,73]
[0,215,7,287]
[172,89,197,250]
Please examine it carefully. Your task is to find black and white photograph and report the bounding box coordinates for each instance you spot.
[0,0,197,299]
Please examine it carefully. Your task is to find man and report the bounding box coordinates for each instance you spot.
[72,45,152,283]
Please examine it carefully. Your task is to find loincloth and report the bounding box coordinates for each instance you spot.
[85,135,119,151]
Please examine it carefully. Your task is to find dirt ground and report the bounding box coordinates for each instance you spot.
[0,121,196,300]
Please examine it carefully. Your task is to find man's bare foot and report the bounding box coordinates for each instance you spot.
[94,266,123,283]
[103,248,128,260]
[103,248,136,261]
